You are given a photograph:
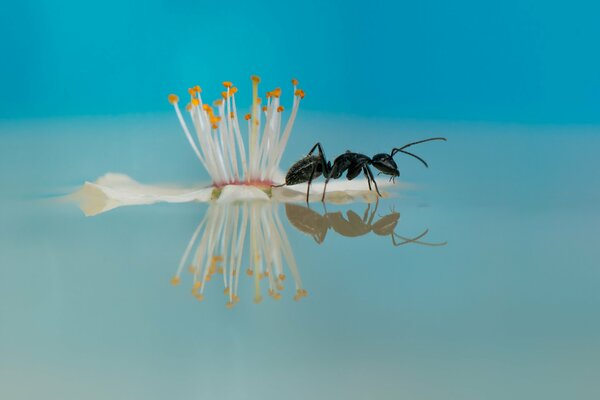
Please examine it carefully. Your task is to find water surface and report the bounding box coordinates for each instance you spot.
[1,114,599,399]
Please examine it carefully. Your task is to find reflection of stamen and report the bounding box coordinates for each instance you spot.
[174,203,304,307]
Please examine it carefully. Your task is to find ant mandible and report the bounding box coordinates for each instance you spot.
[274,137,446,202]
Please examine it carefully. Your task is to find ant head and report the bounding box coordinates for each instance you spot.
[371,153,399,177]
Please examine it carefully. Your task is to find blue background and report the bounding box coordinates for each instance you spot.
[2,0,599,122]
[2,2,600,399]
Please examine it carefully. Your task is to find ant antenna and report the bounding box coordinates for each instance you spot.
[390,137,447,167]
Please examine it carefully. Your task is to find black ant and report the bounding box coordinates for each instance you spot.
[273,137,446,202]
[285,202,447,247]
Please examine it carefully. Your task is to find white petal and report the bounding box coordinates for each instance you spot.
[71,173,213,216]
[71,172,407,216]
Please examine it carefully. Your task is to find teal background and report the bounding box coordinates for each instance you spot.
[2,0,600,122]
[2,1,600,399]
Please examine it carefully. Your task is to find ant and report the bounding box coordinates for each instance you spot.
[285,202,447,247]
[274,137,446,202]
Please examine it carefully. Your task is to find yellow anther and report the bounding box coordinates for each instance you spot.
[168,94,179,104]
[222,81,233,88]
[205,275,211,282]
[273,293,282,300]
[246,268,254,276]
[229,111,235,119]
[271,88,281,98]
[293,294,301,301]
[185,103,192,112]
[268,289,275,296]
[213,99,223,107]
[251,75,261,83]
[258,273,264,280]
[291,78,299,86]
[212,124,218,129]
[195,294,204,301]
[170,276,181,286]
[262,105,268,112]
[276,283,284,291]
[278,273,286,281]
[244,113,251,120]
[226,301,234,309]
[224,287,230,295]
[266,91,272,98]
[213,256,224,262]
[295,89,305,98]
[253,295,263,304]
[277,106,284,112]
[221,91,228,99]
[194,85,202,93]
[191,98,200,106]
[191,288,198,295]
[233,295,240,303]
[193,281,201,290]
[202,104,212,111]
[300,289,308,297]
[188,88,196,96]
[265,270,270,277]
[231,87,238,94]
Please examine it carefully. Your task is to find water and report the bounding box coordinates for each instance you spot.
[1,114,599,399]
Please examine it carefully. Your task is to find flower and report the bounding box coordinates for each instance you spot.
[168,76,305,188]
[171,202,307,307]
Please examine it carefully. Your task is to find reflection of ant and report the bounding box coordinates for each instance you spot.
[285,202,447,247]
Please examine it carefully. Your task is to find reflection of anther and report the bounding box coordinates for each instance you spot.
[174,203,303,306]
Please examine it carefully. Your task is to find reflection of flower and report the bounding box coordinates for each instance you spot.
[171,202,307,307]
[168,76,304,188]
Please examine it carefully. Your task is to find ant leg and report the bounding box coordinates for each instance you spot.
[306,142,332,202]
[321,177,330,202]
[306,164,317,203]
[362,166,373,191]
[306,142,322,156]
[365,165,381,196]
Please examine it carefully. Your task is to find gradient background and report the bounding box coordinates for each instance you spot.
[2,0,600,122]
[2,2,600,400]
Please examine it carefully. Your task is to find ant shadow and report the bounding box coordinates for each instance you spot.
[285,201,447,247]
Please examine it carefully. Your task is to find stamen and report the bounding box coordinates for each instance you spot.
[169,75,304,185]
